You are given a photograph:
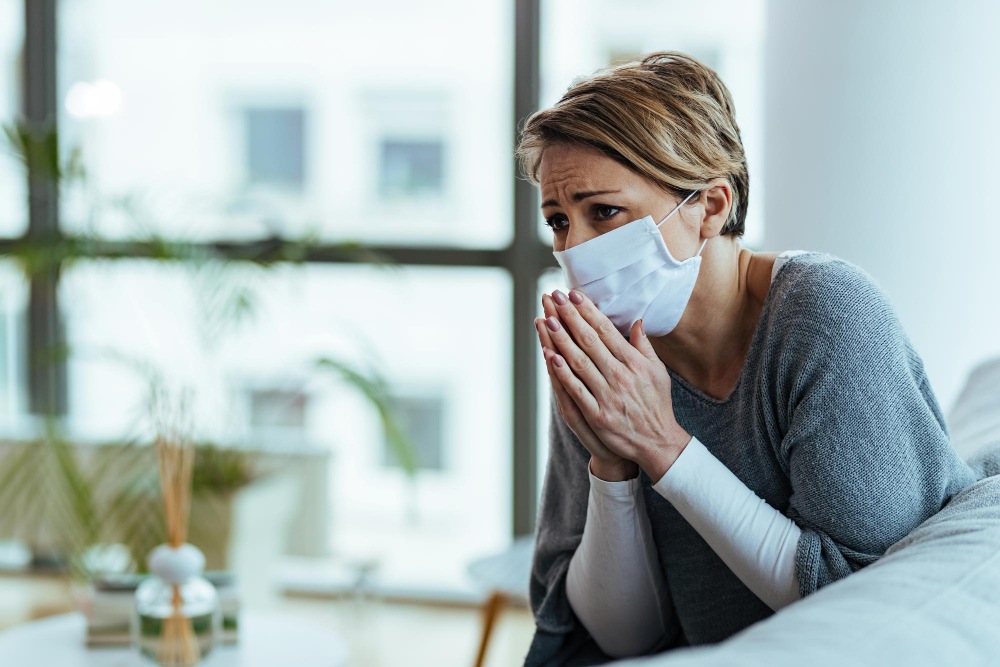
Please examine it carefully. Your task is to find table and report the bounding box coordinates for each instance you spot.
[0,611,350,666]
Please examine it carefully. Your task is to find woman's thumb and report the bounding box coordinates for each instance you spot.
[630,319,658,361]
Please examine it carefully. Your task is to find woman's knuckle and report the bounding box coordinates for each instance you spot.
[570,354,590,372]
[598,319,616,336]
[623,353,644,372]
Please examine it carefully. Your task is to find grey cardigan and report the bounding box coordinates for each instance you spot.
[524,251,986,666]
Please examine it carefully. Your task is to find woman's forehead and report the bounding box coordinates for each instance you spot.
[540,143,616,175]
[539,147,633,197]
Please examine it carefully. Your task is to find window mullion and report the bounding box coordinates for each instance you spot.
[23,0,65,417]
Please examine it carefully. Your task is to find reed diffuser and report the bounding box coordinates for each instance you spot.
[132,386,221,666]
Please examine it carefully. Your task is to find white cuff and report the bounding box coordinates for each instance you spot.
[587,458,642,498]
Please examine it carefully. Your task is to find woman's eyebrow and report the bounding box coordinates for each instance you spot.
[540,189,622,208]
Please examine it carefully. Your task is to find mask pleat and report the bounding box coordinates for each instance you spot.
[577,252,666,304]
[600,266,684,334]
[553,218,660,286]
[630,260,699,332]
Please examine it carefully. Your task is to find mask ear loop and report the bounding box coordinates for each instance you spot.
[656,190,706,257]
[695,236,708,257]
[655,190,699,228]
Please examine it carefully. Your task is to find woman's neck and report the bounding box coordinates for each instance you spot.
[648,237,774,401]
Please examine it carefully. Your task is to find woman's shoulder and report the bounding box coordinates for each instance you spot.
[770,249,875,290]
[765,250,904,350]
[757,251,926,419]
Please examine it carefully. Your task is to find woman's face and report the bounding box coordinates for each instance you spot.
[538,142,704,260]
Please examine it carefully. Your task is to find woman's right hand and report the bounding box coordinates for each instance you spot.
[536,293,639,482]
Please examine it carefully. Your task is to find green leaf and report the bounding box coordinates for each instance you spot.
[314,356,419,477]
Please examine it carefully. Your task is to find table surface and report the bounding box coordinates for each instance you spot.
[0,611,351,666]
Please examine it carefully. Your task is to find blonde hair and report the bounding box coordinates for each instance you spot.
[515,51,749,236]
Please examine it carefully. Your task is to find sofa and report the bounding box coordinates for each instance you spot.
[611,357,1000,667]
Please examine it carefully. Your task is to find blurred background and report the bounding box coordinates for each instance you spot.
[0,0,997,665]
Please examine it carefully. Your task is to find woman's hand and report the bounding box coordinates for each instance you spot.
[536,294,638,482]
[536,289,692,482]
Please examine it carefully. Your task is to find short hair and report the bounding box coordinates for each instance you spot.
[515,51,749,236]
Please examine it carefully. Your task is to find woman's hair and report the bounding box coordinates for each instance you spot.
[515,51,749,236]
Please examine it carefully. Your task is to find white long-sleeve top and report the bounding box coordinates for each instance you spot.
[566,436,802,658]
[564,458,678,658]
[565,251,809,658]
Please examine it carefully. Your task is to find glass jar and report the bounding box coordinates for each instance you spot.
[131,544,221,666]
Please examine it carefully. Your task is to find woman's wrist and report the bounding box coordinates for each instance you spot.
[590,456,639,482]
[635,427,693,482]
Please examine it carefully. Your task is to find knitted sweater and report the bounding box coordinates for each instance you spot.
[524,251,985,666]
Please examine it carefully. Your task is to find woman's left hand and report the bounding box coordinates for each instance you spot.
[540,288,692,480]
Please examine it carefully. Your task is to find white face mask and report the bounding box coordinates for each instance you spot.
[552,190,704,338]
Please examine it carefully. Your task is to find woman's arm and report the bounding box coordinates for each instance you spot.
[651,435,801,611]
[565,459,677,658]
[525,393,684,666]
[564,429,805,658]
[777,260,979,596]
[565,431,802,662]
[529,293,685,664]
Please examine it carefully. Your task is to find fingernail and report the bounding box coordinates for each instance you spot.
[553,354,565,367]
[546,316,560,332]
[552,290,567,306]
[569,289,584,305]
[640,318,645,335]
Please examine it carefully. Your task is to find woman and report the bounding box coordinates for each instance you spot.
[517,51,987,665]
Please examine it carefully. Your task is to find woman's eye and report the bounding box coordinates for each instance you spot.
[544,216,567,232]
[594,205,622,220]
[543,205,621,232]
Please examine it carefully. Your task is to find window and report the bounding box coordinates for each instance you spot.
[244,107,306,189]
[43,0,521,596]
[378,139,445,200]
[59,260,512,589]
[56,1,513,247]
[0,1,25,428]
[366,90,449,205]
[249,388,308,431]
[0,0,24,237]
[0,264,26,430]
[382,389,446,471]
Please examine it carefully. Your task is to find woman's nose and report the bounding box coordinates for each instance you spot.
[563,223,598,251]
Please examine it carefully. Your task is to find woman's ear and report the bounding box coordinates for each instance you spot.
[698,178,733,238]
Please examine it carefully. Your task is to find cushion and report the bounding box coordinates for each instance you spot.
[613,472,1000,666]
[948,356,1000,473]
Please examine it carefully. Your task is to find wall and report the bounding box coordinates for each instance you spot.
[763,0,1000,414]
